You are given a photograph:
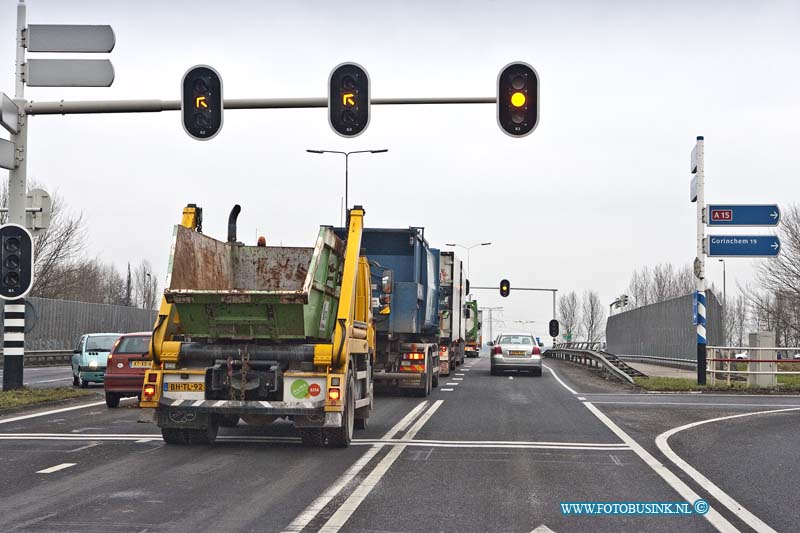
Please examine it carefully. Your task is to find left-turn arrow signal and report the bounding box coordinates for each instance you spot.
[195,96,208,109]
[342,93,355,106]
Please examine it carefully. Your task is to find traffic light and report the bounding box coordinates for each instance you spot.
[549,319,559,338]
[0,224,33,300]
[329,62,370,137]
[181,65,223,140]
[497,62,539,137]
[500,279,510,297]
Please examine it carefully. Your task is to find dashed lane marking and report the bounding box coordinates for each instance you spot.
[440,388,455,391]
[36,462,76,474]
[445,382,459,386]
[0,401,107,425]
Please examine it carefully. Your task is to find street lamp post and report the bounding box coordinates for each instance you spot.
[145,272,152,309]
[444,242,492,287]
[718,259,726,307]
[306,149,388,214]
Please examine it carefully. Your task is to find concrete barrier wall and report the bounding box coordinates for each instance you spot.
[606,291,723,360]
[2,297,157,351]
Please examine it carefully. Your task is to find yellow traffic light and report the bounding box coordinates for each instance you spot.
[510,92,526,108]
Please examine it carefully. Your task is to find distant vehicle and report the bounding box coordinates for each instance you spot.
[793,353,800,360]
[103,332,152,408]
[488,333,542,376]
[734,352,749,360]
[71,333,123,388]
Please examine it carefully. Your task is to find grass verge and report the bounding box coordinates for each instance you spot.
[635,376,800,393]
[0,387,96,410]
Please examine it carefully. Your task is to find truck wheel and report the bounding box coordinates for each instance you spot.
[105,393,120,408]
[325,371,354,448]
[187,420,218,445]
[415,369,431,397]
[300,428,325,447]
[161,428,189,445]
[432,371,439,388]
[354,417,368,430]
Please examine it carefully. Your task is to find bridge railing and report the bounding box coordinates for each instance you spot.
[707,346,800,387]
[0,350,73,368]
[545,344,639,384]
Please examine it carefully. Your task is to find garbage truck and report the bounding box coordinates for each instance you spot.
[334,227,441,396]
[438,251,466,376]
[139,204,375,448]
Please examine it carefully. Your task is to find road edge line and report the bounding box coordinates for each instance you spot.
[542,363,579,395]
[583,401,738,533]
[655,408,800,533]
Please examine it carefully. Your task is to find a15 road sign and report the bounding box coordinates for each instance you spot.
[706,235,781,257]
[707,204,780,227]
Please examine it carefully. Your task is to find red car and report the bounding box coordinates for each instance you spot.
[103,332,152,408]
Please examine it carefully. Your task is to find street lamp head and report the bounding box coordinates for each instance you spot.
[306,149,324,154]
[370,149,389,153]
[445,243,457,247]
[481,242,492,246]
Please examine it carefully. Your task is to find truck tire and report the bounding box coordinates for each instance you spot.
[415,368,431,397]
[105,393,120,408]
[187,420,218,445]
[432,371,439,388]
[354,417,368,430]
[300,428,325,447]
[161,427,189,445]
[325,371,354,448]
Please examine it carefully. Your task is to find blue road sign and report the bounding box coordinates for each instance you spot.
[707,235,781,257]
[707,204,780,226]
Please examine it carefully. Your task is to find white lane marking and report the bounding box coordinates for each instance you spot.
[355,438,628,447]
[0,401,106,425]
[36,463,76,474]
[455,373,465,376]
[440,388,455,391]
[656,408,800,533]
[593,401,800,408]
[446,382,459,386]
[24,378,72,384]
[583,402,738,533]
[577,396,586,401]
[319,401,443,532]
[609,454,623,466]
[508,376,514,380]
[453,378,463,381]
[542,364,578,395]
[530,525,556,533]
[283,400,430,532]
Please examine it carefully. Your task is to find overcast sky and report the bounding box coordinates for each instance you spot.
[2,0,798,337]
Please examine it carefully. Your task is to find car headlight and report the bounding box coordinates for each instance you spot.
[88,360,98,368]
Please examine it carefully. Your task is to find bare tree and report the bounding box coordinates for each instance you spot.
[581,290,606,342]
[731,294,749,347]
[627,266,651,308]
[557,291,582,341]
[134,260,159,309]
[124,262,133,306]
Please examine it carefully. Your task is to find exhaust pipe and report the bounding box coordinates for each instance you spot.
[227,204,241,243]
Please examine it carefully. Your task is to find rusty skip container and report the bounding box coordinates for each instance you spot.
[164,225,345,341]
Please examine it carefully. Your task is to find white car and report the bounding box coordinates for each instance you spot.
[488,333,543,376]
[734,352,749,360]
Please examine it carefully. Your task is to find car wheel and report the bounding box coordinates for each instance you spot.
[535,368,543,377]
[490,367,498,376]
[105,393,120,408]
[72,373,79,387]
[79,373,89,388]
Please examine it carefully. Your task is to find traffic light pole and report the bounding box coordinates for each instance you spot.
[473,286,558,343]
[3,1,27,391]
[694,136,707,385]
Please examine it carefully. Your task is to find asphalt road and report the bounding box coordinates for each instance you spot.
[0,356,797,532]
[0,366,74,389]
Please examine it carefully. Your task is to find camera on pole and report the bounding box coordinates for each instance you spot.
[181,65,223,140]
[329,62,370,137]
[0,224,34,300]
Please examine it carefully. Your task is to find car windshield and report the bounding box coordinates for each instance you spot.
[116,336,151,354]
[499,335,533,345]
[86,335,120,352]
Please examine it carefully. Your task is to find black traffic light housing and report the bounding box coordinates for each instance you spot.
[0,224,33,300]
[497,61,539,137]
[182,65,223,140]
[329,62,370,137]
[549,319,559,338]
[500,279,510,297]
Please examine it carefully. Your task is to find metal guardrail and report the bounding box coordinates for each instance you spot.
[0,350,72,368]
[615,354,698,369]
[546,344,643,384]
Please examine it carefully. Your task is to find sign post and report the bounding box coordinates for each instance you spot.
[691,136,707,385]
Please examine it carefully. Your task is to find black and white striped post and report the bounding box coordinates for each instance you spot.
[691,136,707,385]
[2,299,25,390]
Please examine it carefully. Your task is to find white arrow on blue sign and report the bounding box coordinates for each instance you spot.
[707,204,780,227]
[706,235,781,257]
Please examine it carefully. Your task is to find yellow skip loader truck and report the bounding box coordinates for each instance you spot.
[140,204,375,448]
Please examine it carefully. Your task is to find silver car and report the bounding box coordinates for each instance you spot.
[489,333,542,376]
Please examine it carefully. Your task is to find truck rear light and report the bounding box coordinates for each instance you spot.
[147,373,158,383]
[143,384,157,399]
[439,346,447,353]
[403,352,425,360]
[328,387,340,401]
[491,346,502,355]
[532,346,541,355]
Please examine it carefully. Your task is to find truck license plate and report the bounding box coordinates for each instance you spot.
[167,382,205,392]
